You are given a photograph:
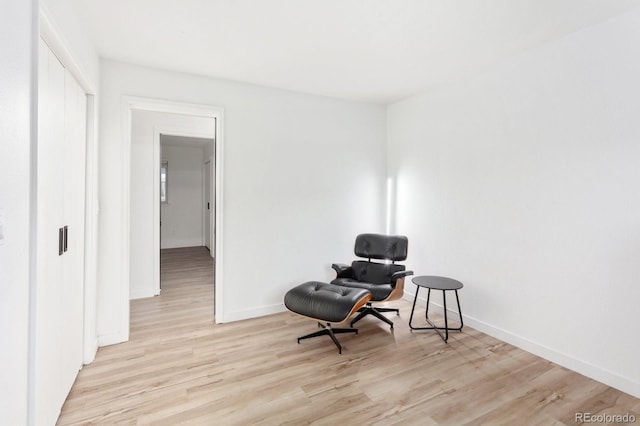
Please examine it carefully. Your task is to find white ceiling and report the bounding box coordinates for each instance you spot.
[72,0,640,103]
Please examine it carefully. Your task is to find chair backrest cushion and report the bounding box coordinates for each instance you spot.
[351,260,405,284]
[354,233,408,261]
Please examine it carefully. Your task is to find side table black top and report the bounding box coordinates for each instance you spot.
[412,275,463,291]
[409,275,464,342]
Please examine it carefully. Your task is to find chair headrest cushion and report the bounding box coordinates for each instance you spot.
[354,233,408,261]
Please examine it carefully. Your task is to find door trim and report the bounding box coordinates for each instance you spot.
[203,157,213,254]
[123,97,225,330]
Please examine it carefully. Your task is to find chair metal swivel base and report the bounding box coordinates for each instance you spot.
[297,322,358,354]
[350,302,399,329]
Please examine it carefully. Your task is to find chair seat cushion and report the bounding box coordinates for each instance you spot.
[331,278,394,302]
[284,281,371,323]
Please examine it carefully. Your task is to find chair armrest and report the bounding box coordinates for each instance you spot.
[331,263,352,278]
[391,270,414,283]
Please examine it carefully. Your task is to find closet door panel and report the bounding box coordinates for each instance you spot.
[36,38,88,425]
[59,69,87,398]
[36,38,66,426]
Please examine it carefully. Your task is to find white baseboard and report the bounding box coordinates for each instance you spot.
[222,303,286,323]
[403,291,640,398]
[161,238,203,249]
[129,289,154,300]
[82,338,98,365]
[97,331,128,347]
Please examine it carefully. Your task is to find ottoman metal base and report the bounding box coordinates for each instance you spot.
[285,281,372,354]
[297,322,358,354]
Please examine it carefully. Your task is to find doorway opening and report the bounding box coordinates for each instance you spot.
[124,98,224,335]
[158,134,215,298]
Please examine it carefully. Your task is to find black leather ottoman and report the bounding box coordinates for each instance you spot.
[284,281,372,353]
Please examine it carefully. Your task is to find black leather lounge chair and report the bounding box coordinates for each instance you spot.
[331,233,413,329]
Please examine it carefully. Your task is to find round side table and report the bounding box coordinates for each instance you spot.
[409,275,464,342]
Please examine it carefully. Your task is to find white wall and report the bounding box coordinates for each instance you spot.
[0,2,35,423]
[160,142,205,249]
[98,59,386,342]
[130,110,213,300]
[387,9,640,397]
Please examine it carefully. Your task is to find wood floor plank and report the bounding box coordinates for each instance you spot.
[57,246,639,425]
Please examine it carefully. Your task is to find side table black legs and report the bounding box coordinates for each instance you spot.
[409,285,464,343]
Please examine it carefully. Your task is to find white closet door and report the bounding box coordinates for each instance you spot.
[36,37,66,426]
[60,68,87,398]
[35,38,87,426]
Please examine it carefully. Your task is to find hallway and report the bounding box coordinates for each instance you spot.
[133,246,215,339]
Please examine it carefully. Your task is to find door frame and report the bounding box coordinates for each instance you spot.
[203,157,214,255]
[123,97,224,327]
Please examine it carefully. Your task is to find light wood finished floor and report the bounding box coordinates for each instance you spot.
[58,247,639,425]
